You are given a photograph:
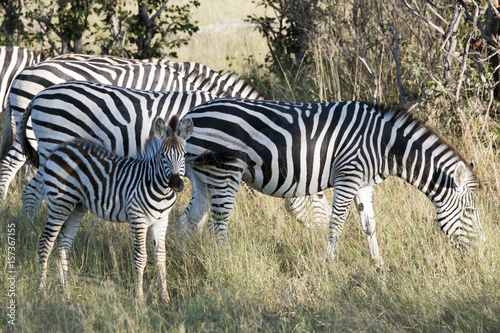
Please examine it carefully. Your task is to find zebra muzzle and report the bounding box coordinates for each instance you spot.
[169,174,184,192]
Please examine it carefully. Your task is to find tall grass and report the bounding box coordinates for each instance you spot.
[1,0,500,331]
[1,163,499,331]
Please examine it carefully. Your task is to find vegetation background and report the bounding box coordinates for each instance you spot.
[1,0,500,331]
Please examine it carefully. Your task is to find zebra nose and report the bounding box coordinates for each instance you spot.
[169,174,184,192]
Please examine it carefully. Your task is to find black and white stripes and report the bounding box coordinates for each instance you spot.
[37,115,193,302]
[0,55,262,201]
[20,81,215,217]
[0,47,41,114]
[180,99,484,263]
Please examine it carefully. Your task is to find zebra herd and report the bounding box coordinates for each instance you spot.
[0,46,485,301]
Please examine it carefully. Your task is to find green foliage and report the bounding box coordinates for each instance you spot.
[0,0,200,58]
[25,0,93,54]
[121,0,200,59]
[0,0,29,46]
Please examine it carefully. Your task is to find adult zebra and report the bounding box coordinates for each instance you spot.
[0,55,261,202]
[38,115,193,302]
[178,98,485,264]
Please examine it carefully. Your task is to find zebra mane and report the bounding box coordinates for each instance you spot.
[140,137,162,159]
[372,103,478,186]
[140,115,182,159]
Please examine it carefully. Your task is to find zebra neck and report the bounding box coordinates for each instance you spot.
[142,154,171,193]
[381,114,460,204]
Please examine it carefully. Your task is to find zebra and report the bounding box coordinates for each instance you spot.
[0,47,41,115]
[178,98,485,264]
[19,81,330,231]
[12,63,329,229]
[0,55,262,203]
[20,81,215,218]
[0,47,127,116]
[37,115,193,302]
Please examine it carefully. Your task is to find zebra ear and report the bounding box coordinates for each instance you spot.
[454,161,467,189]
[179,117,194,140]
[153,117,167,139]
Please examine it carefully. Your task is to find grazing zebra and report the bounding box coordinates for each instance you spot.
[0,55,262,202]
[179,99,485,264]
[17,79,330,229]
[37,115,193,302]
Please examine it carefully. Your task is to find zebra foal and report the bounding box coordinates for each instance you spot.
[37,115,193,302]
[180,99,485,264]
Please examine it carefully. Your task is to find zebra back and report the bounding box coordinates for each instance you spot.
[1,55,264,160]
[20,81,216,169]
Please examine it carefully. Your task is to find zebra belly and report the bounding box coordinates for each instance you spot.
[241,166,329,198]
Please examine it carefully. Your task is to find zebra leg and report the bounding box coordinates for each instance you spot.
[326,185,358,262]
[354,186,383,267]
[207,172,242,246]
[22,170,44,219]
[179,166,210,235]
[38,211,72,293]
[149,220,170,303]
[354,186,384,267]
[0,140,27,201]
[130,220,148,302]
[56,203,87,296]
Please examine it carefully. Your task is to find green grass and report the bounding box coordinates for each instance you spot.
[1,167,499,332]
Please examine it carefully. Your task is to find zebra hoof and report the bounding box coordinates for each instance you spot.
[161,291,171,305]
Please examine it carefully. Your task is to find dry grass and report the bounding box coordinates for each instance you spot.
[1,165,499,332]
[1,0,499,332]
[173,0,270,79]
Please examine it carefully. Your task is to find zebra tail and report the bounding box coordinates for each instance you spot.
[0,100,15,159]
[19,100,39,168]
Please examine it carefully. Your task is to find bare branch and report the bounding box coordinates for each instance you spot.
[489,0,500,19]
[151,1,170,23]
[455,23,474,102]
[460,0,494,43]
[429,72,455,99]
[358,56,378,104]
[425,2,448,25]
[441,2,465,50]
[401,0,445,35]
